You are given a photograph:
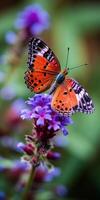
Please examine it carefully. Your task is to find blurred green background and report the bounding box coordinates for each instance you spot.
[0,0,100,199]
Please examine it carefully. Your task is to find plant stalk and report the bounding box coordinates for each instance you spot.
[22,165,35,200]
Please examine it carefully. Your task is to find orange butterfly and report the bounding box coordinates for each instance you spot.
[25,38,94,115]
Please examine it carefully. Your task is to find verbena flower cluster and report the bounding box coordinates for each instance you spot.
[6,4,50,45]
[19,94,73,168]
[15,4,50,36]
[5,4,50,66]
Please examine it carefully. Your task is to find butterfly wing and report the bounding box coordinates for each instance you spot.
[25,38,61,93]
[51,78,94,115]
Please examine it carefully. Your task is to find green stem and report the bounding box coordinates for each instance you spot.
[22,165,35,200]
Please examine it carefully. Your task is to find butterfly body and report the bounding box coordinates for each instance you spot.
[25,37,94,115]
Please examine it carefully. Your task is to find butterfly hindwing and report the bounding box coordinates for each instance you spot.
[71,79,94,114]
[51,78,78,114]
[51,78,94,115]
[25,38,61,93]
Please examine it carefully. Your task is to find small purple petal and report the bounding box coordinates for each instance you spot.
[17,142,25,153]
[31,113,40,119]
[20,109,32,119]
[44,167,61,182]
[37,117,44,126]
[44,114,52,121]
[61,127,69,136]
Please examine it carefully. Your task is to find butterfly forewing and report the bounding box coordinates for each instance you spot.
[27,38,61,72]
[25,38,61,93]
[51,78,94,115]
[25,70,56,93]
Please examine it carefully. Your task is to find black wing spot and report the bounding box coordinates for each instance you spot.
[31,80,34,83]
[44,72,46,76]
[57,105,60,109]
[38,80,41,83]
[65,107,68,110]
[30,74,33,77]
[28,64,34,71]
[59,100,62,103]
[34,83,37,87]
[63,92,67,95]
[69,88,72,92]
[84,95,91,102]
[44,62,48,69]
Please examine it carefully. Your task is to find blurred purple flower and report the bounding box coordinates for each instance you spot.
[0,86,16,100]
[0,136,18,151]
[44,167,61,182]
[47,151,61,160]
[12,99,26,115]
[0,191,6,200]
[0,71,6,83]
[53,134,69,147]
[55,184,68,197]
[13,160,29,171]
[15,4,50,35]
[5,31,17,45]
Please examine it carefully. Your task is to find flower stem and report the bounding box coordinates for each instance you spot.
[22,165,35,200]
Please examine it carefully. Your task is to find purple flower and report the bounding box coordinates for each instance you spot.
[0,191,6,200]
[55,185,68,197]
[0,86,16,100]
[48,114,61,131]
[20,94,73,167]
[13,160,29,171]
[15,4,50,35]
[32,106,52,126]
[44,167,61,182]
[5,31,17,45]
[26,94,51,108]
[47,151,61,160]
[21,94,73,135]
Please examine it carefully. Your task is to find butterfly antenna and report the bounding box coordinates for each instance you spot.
[68,63,88,71]
[66,47,70,68]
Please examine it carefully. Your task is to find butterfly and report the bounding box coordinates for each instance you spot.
[24,37,94,115]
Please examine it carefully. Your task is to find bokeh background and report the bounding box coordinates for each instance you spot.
[0,0,100,199]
